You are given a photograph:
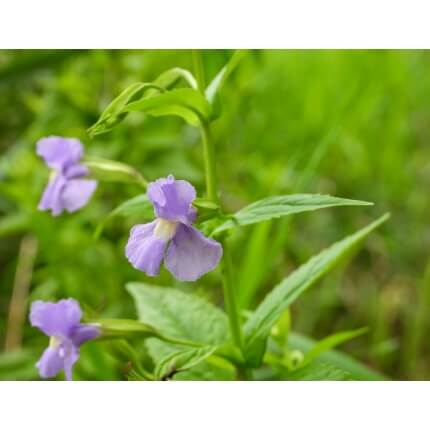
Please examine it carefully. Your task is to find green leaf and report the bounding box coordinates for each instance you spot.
[153,67,198,90]
[127,284,234,380]
[301,327,368,367]
[146,338,235,381]
[243,213,390,366]
[193,197,220,211]
[205,50,247,104]
[94,194,153,238]
[288,331,386,380]
[154,345,217,380]
[83,158,147,187]
[88,82,164,136]
[286,362,353,381]
[94,318,159,339]
[193,198,221,223]
[125,88,212,126]
[88,68,198,136]
[211,194,373,235]
[93,318,211,351]
[126,282,230,345]
[107,194,153,218]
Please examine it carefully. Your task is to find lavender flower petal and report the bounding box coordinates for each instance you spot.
[30,299,82,337]
[62,179,97,213]
[165,224,223,281]
[37,136,97,216]
[64,163,89,179]
[38,174,67,216]
[36,136,83,171]
[148,175,196,224]
[37,339,79,381]
[36,347,65,379]
[63,344,79,381]
[30,299,99,380]
[70,325,100,346]
[125,221,167,276]
[126,175,223,281]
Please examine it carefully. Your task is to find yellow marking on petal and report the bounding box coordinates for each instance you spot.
[49,170,58,181]
[49,336,61,350]
[154,219,178,241]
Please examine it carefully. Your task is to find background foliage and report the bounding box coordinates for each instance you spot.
[0,50,429,380]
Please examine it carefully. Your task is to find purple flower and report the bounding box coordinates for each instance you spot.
[126,175,223,281]
[29,299,100,380]
[37,136,97,216]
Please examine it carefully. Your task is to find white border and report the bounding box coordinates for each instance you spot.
[0,382,427,429]
[1,0,430,48]
[1,1,430,426]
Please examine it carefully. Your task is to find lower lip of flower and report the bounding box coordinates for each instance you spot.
[153,218,178,241]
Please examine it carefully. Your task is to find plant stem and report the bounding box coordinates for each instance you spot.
[200,122,219,203]
[191,49,206,94]
[192,51,218,202]
[191,50,246,370]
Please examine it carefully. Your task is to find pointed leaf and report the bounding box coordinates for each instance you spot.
[88,68,198,136]
[125,88,212,126]
[84,158,147,187]
[88,82,163,136]
[243,213,390,366]
[288,331,386,380]
[301,327,368,367]
[211,194,373,235]
[94,318,159,339]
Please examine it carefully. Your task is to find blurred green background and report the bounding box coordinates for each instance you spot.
[0,50,429,380]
